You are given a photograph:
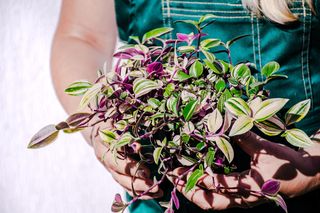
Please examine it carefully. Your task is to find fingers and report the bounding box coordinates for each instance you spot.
[109,169,160,193]
[167,172,241,210]
[93,138,150,178]
[126,189,164,200]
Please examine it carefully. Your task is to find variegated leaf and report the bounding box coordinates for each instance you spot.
[64,81,92,96]
[99,130,118,144]
[153,147,163,165]
[225,97,251,117]
[285,99,311,126]
[255,115,285,136]
[28,125,59,149]
[133,78,162,98]
[206,108,223,133]
[115,132,134,149]
[254,98,289,122]
[215,137,234,163]
[79,83,102,110]
[166,95,179,116]
[284,129,313,148]
[229,116,254,136]
[249,97,262,116]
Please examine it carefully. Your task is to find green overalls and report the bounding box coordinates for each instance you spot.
[114,0,320,212]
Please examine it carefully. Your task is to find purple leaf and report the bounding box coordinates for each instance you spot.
[266,194,288,213]
[114,193,123,203]
[165,208,174,213]
[177,33,189,42]
[111,194,127,213]
[66,112,91,127]
[171,188,180,209]
[261,179,280,196]
[147,62,163,74]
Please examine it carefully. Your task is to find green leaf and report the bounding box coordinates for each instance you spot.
[189,60,204,78]
[28,125,59,149]
[99,130,118,144]
[153,147,163,165]
[284,129,313,148]
[226,34,250,48]
[205,147,215,167]
[178,46,196,53]
[199,14,216,23]
[183,99,198,121]
[225,97,251,117]
[133,78,162,98]
[201,50,215,62]
[229,115,254,136]
[148,98,161,108]
[255,116,285,136]
[115,132,134,149]
[206,108,223,133]
[204,59,222,74]
[114,120,128,131]
[215,78,226,92]
[164,83,175,97]
[175,70,191,82]
[185,166,204,192]
[79,83,102,110]
[218,89,232,113]
[196,142,205,151]
[65,81,92,96]
[262,61,280,77]
[285,99,311,126]
[254,98,289,122]
[142,27,173,43]
[166,95,179,116]
[231,64,250,80]
[129,36,140,44]
[200,39,220,50]
[215,137,234,163]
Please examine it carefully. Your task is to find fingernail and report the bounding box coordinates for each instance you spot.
[137,170,148,179]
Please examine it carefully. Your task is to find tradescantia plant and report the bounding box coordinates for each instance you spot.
[29,14,314,213]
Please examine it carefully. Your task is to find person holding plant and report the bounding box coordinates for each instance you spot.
[50,0,320,212]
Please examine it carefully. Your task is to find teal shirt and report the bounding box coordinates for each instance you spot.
[114,0,320,212]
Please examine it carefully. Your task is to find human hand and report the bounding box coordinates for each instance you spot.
[89,122,163,200]
[167,131,320,210]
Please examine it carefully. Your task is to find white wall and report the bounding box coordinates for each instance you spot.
[0,1,122,212]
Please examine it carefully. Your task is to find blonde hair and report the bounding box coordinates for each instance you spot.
[242,0,314,24]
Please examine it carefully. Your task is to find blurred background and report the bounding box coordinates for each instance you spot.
[0,1,122,212]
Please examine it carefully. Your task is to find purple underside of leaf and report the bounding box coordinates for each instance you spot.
[171,189,180,210]
[261,179,280,196]
[147,62,163,74]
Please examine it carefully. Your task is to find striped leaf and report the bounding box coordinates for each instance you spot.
[215,136,234,163]
[99,130,118,144]
[166,95,179,116]
[28,125,59,149]
[206,108,223,133]
[64,81,92,96]
[284,129,313,148]
[133,78,162,98]
[79,83,102,110]
[254,98,289,122]
[183,99,198,121]
[229,115,254,136]
[255,115,285,136]
[225,97,251,117]
[231,64,250,80]
[285,99,311,126]
[262,61,280,77]
[142,27,173,43]
[153,147,163,165]
[185,165,204,192]
[115,132,133,149]
[189,60,203,78]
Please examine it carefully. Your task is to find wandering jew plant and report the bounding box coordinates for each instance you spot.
[29,15,313,213]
